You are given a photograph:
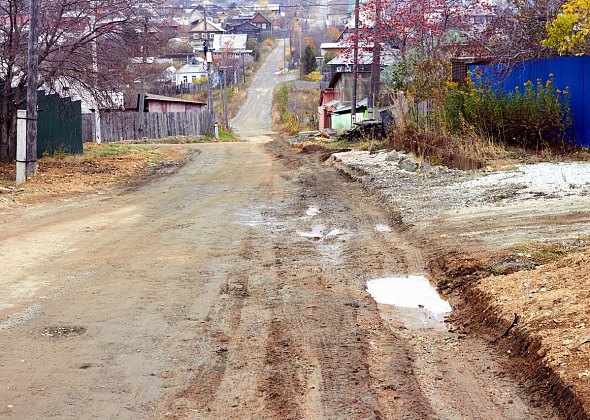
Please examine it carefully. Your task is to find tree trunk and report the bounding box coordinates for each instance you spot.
[0,83,13,164]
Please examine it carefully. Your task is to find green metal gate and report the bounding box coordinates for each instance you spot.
[35,91,83,158]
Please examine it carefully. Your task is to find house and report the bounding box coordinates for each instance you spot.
[330,99,369,131]
[175,57,208,86]
[188,19,224,42]
[44,78,124,114]
[320,43,346,58]
[228,22,261,41]
[318,46,398,131]
[318,88,340,131]
[250,12,272,33]
[140,93,206,113]
[188,9,204,25]
[161,17,182,37]
[156,66,177,86]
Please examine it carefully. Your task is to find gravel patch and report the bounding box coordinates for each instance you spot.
[328,150,590,222]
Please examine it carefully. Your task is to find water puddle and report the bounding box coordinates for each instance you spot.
[366,276,451,322]
[375,224,391,233]
[306,206,321,217]
[235,205,286,234]
[296,225,347,242]
[296,224,325,240]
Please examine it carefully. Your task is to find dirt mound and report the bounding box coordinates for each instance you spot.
[429,249,539,292]
[433,249,590,420]
[290,142,350,162]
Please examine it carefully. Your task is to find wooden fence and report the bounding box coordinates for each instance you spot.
[82,110,213,143]
[149,83,205,96]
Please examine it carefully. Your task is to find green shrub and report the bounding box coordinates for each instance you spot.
[443,71,573,149]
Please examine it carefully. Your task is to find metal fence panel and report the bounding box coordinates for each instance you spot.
[470,56,590,147]
[36,91,83,158]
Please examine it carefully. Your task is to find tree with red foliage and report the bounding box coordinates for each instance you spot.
[340,0,490,100]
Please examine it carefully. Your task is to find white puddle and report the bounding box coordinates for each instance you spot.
[325,229,342,238]
[306,206,321,216]
[297,224,325,239]
[375,224,391,232]
[366,276,451,321]
[297,225,348,242]
[235,206,286,233]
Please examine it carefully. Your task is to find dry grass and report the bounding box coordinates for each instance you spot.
[272,82,319,134]
[0,143,187,208]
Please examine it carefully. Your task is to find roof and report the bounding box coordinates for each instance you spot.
[213,33,248,51]
[144,94,206,105]
[251,12,271,23]
[320,43,345,50]
[231,15,255,22]
[231,22,260,30]
[331,98,369,114]
[327,47,400,66]
[188,20,224,32]
[176,59,207,75]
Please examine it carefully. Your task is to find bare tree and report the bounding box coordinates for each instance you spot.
[0,0,164,163]
[475,0,566,64]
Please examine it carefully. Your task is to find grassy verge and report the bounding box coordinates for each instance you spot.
[124,129,238,144]
[0,143,187,206]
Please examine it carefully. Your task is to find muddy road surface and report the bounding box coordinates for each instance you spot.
[0,45,565,419]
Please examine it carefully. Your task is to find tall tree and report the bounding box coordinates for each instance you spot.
[478,0,565,63]
[340,0,485,99]
[302,44,316,75]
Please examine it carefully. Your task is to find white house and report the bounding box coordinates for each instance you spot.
[175,57,208,86]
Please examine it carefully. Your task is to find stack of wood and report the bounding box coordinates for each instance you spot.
[338,120,386,142]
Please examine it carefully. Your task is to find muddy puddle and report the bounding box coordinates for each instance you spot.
[367,276,451,330]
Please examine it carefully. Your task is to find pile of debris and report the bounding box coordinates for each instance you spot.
[338,120,386,142]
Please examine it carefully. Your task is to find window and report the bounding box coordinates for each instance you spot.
[202,33,206,39]
[210,33,214,38]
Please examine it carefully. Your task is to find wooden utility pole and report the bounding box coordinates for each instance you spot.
[203,8,216,137]
[138,12,148,127]
[91,1,102,143]
[370,0,382,119]
[218,68,228,129]
[26,0,39,177]
[351,0,359,127]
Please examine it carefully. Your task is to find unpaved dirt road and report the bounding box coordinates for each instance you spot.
[0,46,565,419]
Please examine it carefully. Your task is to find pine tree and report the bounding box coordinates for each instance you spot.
[302,45,317,76]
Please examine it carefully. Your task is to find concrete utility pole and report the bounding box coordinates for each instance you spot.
[351,0,359,127]
[26,0,39,177]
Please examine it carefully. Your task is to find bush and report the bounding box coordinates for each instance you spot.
[301,71,321,82]
[443,72,573,149]
[272,82,318,134]
[302,45,317,75]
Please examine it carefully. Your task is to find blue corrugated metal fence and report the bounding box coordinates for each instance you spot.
[470,56,590,148]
